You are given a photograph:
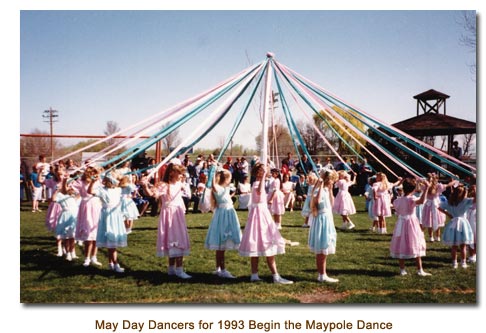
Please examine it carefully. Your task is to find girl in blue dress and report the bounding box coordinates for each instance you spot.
[439,184,475,269]
[308,169,339,283]
[89,172,127,273]
[52,177,79,261]
[205,169,242,278]
[119,175,139,234]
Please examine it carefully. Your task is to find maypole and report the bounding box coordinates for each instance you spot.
[260,52,274,166]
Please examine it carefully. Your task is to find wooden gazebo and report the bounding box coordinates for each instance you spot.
[392,89,476,156]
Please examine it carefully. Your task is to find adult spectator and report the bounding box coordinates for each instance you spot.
[238,157,249,183]
[348,157,360,195]
[451,141,463,160]
[294,174,308,210]
[35,155,50,177]
[335,156,351,173]
[223,157,234,182]
[132,150,149,170]
[358,157,374,195]
[281,152,295,175]
[295,155,313,176]
[323,157,334,171]
[29,165,44,212]
[35,155,50,201]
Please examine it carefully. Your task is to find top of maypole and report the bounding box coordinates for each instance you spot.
[266,52,275,59]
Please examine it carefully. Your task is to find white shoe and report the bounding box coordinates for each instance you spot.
[90,257,102,267]
[452,261,458,269]
[430,236,435,242]
[114,263,125,273]
[168,265,176,276]
[400,269,408,276]
[318,274,339,283]
[302,224,309,228]
[273,275,293,284]
[347,221,355,230]
[83,258,90,267]
[56,250,63,257]
[175,269,192,279]
[340,223,348,230]
[250,274,262,282]
[66,253,72,261]
[468,255,477,263]
[461,261,468,269]
[109,263,115,271]
[276,223,282,230]
[71,252,78,259]
[417,270,432,276]
[218,270,236,279]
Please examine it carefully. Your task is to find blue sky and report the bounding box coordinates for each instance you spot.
[20,10,476,150]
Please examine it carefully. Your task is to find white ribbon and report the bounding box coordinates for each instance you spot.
[394,214,413,237]
[425,198,440,231]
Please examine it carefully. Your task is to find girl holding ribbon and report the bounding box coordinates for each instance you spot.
[389,177,431,276]
[205,168,242,279]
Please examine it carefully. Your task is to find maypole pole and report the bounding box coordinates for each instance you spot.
[260,52,274,166]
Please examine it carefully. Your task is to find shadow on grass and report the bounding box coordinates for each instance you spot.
[131,226,157,232]
[21,236,56,247]
[20,249,266,286]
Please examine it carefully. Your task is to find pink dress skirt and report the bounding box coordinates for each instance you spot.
[239,181,286,257]
[390,196,426,259]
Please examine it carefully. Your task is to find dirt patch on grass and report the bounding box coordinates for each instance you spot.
[295,288,476,304]
[296,289,349,303]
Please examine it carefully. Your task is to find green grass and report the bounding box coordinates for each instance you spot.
[20,197,476,303]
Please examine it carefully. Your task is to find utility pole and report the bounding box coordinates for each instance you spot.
[43,107,58,161]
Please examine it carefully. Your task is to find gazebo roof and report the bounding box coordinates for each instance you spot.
[392,113,476,136]
[413,89,450,100]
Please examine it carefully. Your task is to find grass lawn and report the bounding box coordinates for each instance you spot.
[20,196,476,303]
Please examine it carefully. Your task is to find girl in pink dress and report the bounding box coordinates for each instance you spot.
[421,173,454,242]
[332,170,357,230]
[44,165,65,256]
[72,166,103,267]
[239,163,292,284]
[373,172,402,234]
[268,169,285,230]
[142,163,191,279]
[281,173,295,212]
[390,178,431,276]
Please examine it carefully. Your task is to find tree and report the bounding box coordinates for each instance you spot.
[457,11,476,77]
[254,122,293,164]
[20,129,62,163]
[160,122,181,155]
[103,120,121,146]
[315,106,367,155]
[298,120,334,156]
[461,133,476,157]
